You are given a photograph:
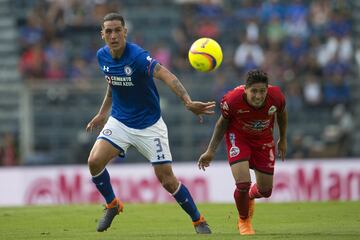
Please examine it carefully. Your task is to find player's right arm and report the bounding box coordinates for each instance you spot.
[153,63,215,123]
[86,84,112,132]
[198,115,229,170]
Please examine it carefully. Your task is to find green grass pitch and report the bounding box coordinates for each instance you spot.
[0,201,359,240]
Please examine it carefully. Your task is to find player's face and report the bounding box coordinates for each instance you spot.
[245,83,268,108]
[101,20,127,52]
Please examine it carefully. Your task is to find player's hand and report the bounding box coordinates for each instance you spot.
[86,114,107,132]
[198,150,214,171]
[277,138,287,161]
[186,101,216,123]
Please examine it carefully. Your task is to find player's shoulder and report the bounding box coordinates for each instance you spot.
[97,45,109,59]
[223,85,245,101]
[268,85,285,97]
[267,85,286,108]
[127,42,148,59]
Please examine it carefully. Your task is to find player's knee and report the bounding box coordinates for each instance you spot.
[259,188,272,198]
[235,182,251,192]
[88,155,104,175]
[160,178,178,193]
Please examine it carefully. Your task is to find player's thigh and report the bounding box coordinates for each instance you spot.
[224,131,251,165]
[254,169,273,191]
[250,142,276,175]
[230,161,251,183]
[97,116,131,157]
[132,118,172,163]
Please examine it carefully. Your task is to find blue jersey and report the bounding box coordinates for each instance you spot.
[97,42,160,129]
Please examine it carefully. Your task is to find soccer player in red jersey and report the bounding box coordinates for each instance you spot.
[198,69,287,235]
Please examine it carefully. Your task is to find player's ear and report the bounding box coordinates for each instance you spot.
[100,29,104,40]
[124,27,128,38]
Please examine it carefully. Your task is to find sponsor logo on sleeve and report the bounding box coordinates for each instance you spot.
[237,109,250,114]
[268,105,277,115]
[221,101,229,111]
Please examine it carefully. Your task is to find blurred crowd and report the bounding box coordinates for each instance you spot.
[17,0,121,86]
[3,0,356,166]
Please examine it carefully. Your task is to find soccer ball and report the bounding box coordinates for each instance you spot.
[188,38,223,72]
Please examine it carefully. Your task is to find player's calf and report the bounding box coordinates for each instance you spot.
[248,198,255,219]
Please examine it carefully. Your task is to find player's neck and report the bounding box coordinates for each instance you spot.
[110,48,125,59]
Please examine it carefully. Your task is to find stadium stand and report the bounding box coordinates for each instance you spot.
[0,0,358,165]
[352,0,360,156]
[0,0,21,165]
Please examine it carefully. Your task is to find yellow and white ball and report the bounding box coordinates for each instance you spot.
[188,38,223,72]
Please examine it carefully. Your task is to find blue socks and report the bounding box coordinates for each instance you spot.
[92,170,200,222]
[173,183,201,222]
[92,168,115,204]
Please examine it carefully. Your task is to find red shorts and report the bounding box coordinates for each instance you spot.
[224,131,275,175]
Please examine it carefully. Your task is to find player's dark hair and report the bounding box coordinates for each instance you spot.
[102,13,125,28]
[245,69,268,87]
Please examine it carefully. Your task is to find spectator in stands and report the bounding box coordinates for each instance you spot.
[321,103,353,157]
[283,0,309,38]
[171,25,191,72]
[303,74,322,107]
[19,11,44,51]
[235,0,259,22]
[212,70,236,102]
[288,131,309,159]
[151,42,172,69]
[44,59,66,81]
[284,80,303,112]
[283,36,308,66]
[309,0,331,36]
[323,72,350,106]
[196,0,223,19]
[68,57,91,87]
[266,15,286,45]
[18,42,46,80]
[233,36,264,75]
[196,17,220,39]
[260,0,285,23]
[317,11,352,68]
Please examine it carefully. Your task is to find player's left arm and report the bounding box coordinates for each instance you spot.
[153,63,215,122]
[276,108,287,161]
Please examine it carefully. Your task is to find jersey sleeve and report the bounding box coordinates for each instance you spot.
[220,93,232,119]
[135,52,159,77]
[96,48,104,73]
[273,87,286,113]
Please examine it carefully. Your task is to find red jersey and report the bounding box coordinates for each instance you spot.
[220,85,286,142]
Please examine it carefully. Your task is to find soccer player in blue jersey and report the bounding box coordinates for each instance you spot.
[86,13,214,234]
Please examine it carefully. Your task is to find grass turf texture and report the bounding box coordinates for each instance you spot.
[0,202,359,240]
